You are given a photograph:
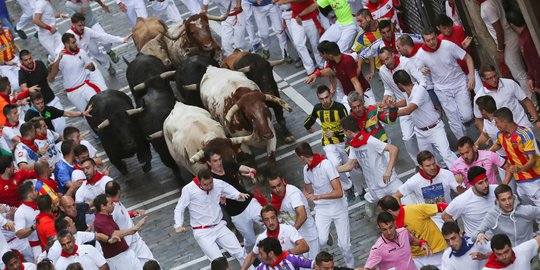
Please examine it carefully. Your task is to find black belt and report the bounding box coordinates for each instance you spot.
[418,121,439,131]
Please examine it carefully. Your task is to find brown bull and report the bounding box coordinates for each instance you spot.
[132,17,168,52]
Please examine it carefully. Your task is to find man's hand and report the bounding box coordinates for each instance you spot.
[304,73,317,84]
[85,63,95,71]
[476,233,488,244]
[382,95,395,106]
[132,209,145,217]
[462,36,473,49]
[528,79,537,92]
[496,51,504,64]
[123,35,130,43]
[29,85,41,93]
[49,26,57,34]
[83,105,93,117]
[237,193,250,201]
[134,216,147,231]
[323,131,334,138]
[420,242,433,256]
[118,2,127,13]
[2,220,15,231]
[307,128,316,134]
[108,235,121,243]
[102,166,110,176]
[366,72,375,81]
[383,169,391,184]
[73,179,84,189]
[304,193,318,202]
[175,226,186,233]
[39,144,49,156]
[509,165,520,173]
[421,66,430,75]
[467,76,475,91]
[470,251,487,261]
[454,174,464,185]
[295,17,302,25]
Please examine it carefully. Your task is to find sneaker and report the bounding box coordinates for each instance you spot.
[346,187,355,202]
[33,32,38,39]
[107,50,119,63]
[283,55,294,64]
[294,58,303,68]
[261,50,270,59]
[15,28,27,40]
[252,42,261,52]
[326,233,334,246]
[108,65,116,76]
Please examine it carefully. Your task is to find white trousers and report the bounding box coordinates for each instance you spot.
[319,22,356,53]
[221,13,249,56]
[183,0,204,15]
[516,180,540,207]
[151,0,183,24]
[48,97,66,134]
[433,84,472,140]
[89,68,108,90]
[230,199,263,253]
[129,238,155,265]
[253,4,288,57]
[400,115,420,165]
[505,39,530,98]
[290,18,323,74]
[87,23,113,68]
[314,205,354,267]
[413,251,443,268]
[242,0,260,47]
[16,0,35,30]
[193,221,247,264]
[66,83,99,112]
[323,143,353,190]
[38,31,62,59]
[415,121,458,168]
[125,0,149,26]
[0,56,20,92]
[106,249,141,270]
[364,179,402,204]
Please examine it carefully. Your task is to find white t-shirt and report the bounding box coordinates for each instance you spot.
[34,0,57,34]
[3,122,23,150]
[14,204,40,244]
[74,175,113,204]
[444,185,497,237]
[303,159,347,208]
[399,169,458,204]
[416,40,467,90]
[480,0,518,46]
[408,84,440,129]
[482,239,539,270]
[14,142,40,166]
[441,240,490,270]
[48,232,99,264]
[112,200,141,245]
[59,49,93,90]
[473,78,530,127]
[252,224,303,255]
[54,244,107,270]
[35,129,61,166]
[276,184,318,241]
[380,56,427,102]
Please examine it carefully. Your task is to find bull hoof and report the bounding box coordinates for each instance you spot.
[283,135,296,144]
[142,162,152,173]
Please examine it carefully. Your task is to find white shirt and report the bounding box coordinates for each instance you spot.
[14,203,40,244]
[482,238,539,270]
[59,49,94,89]
[349,135,401,191]
[408,84,440,129]
[302,159,347,208]
[3,122,23,150]
[75,175,113,204]
[174,179,243,228]
[34,0,57,34]
[54,244,107,270]
[35,129,61,166]
[112,200,141,246]
[14,141,40,166]
[252,224,303,255]
[360,33,423,59]
[380,56,427,102]
[416,40,468,90]
[276,184,318,241]
[48,232,98,264]
[0,214,9,259]
[480,0,518,47]
[66,27,124,53]
[441,240,490,270]
[445,185,497,237]
[57,140,97,158]
[399,169,458,204]
[22,263,37,270]
[473,79,531,128]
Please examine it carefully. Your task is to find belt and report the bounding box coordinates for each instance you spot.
[192,224,218,230]
[66,80,101,93]
[7,237,16,243]
[418,121,439,131]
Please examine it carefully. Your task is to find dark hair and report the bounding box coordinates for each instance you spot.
[457,136,475,148]
[74,144,89,157]
[210,257,229,270]
[3,103,17,116]
[294,142,314,157]
[62,33,76,44]
[493,107,514,123]
[2,251,17,265]
[30,92,44,103]
[377,211,395,225]
[71,12,86,24]
[61,139,77,156]
[379,46,394,56]
[491,234,512,250]
[143,260,161,270]
[37,259,55,270]
[31,116,46,130]
[80,157,96,166]
[63,126,80,139]
[476,95,497,114]
[467,166,486,183]
[506,10,526,27]
[420,266,440,270]
[397,34,414,47]
[356,8,372,18]
[19,49,31,59]
[203,147,221,163]
[434,13,454,27]
[479,64,497,78]
[105,181,121,197]
[93,194,109,212]
[66,262,84,270]
[315,251,334,266]
[317,40,341,56]
[0,77,10,93]
[377,195,400,211]
[18,181,35,200]
[378,19,392,31]
[55,215,69,232]
[340,115,361,133]
[264,169,282,182]
[316,85,330,96]
[257,237,283,255]
[441,221,461,236]
[393,69,413,86]
[34,160,50,178]
[417,151,435,166]
[20,122,35,138]
[260,204,278,217]
[494,184,513,199]
[37,194,52,212]
[197,168,213,181]
[422,26,437,37]
[0,155,13,174]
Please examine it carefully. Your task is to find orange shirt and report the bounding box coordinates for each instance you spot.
[0,28,15,62]
[497,126,540,182]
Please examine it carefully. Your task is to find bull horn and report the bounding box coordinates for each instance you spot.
[230,133,254,145]
[189,150,205,163]
[126,107,145,115]
[160,71,176,79]
[97,119,110,130]
[163,25,185,40]
[182,84,197,91]
[268,59,284,67]
[265,94,293,112]
[133,82,146,91]
[237,66,250,73]
[207,2,231,21]
[225,104,240,124]
[147,130,164,140]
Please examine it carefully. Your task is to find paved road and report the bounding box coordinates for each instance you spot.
[6,0,482,269]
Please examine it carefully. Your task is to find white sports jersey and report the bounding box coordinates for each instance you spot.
[14,142,40,166]
[380,56,427,101]
[112,200,141,246]
[65,27,124,53]
[303,159,347,208]
[34,0,57,34]
[407,84,440,129]
[58,49,93,90]
[415,40,467,91]
[75,175,113,204]
[35,129,61,166]
[399,169,458,204]
[275,184,318,241]
[360,33,422,60]
[54,244,107,270]
[252,224,303,254]
[48,232,99,264]
[2,122,23,150]
[14,203,40,244]
[441,240,490,270]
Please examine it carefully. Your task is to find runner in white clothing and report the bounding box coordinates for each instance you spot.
[48,33,101,112]
[202,0,249,56]
[441,221,490,270]
[150,0,183,24]
[117,0,148,26]
[33,0,68,60]
[74,158,113,206]
[483,234,540,270]
[54,230,108,270]
[1,251,37,270]
[14,182,41,261]
[32,118,61,166]
[0,212,14,269]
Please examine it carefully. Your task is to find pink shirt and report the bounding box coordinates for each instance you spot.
[364,228,418,270]
[450,150,506,187]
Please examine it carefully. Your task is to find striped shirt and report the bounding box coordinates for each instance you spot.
[497,125,540,182]
[351,105,397,142]
[304,102,348,146]
[352,29,382,68]
[0,28,15,62]
[256,253,314,270]
[365,0,401,32]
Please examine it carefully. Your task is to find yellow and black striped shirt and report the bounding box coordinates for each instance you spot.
[304,101,348,146]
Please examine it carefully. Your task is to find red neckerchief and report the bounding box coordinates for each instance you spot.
[485,251,516,268]
[270,179,288,211]
[482,80,499,90]
[266,224,280,239]
[269,251,289,268]
[74,163,82,170]
[19,136,38,152]
[3,263,25,270]
[64,47,80,56]
[20,60,36,72]
[61,244,79,258]
[307,153,325,171]
[383,33,396,50]
[349,131,370,147]
[35,133,47,140]
[193,177,209,194]
[395,205,405,228]
[87,171,104,185]
[408,43,422,57]
[4,119,18,128]
[389,55,401,73]
[21,201,38,210]
[422,38,442,52]
[351,110,367,130]
[70,26,83,40]
[419,166,441,185]
[477,0,487,3]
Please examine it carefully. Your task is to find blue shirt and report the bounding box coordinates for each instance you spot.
[54,159,75,194]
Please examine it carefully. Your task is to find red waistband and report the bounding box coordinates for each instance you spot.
[66,80,101,93]
[229,7,243,17]
[192,224,218,230]
[29,240,41,247]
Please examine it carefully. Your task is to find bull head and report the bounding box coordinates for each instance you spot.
[188,133,254,163]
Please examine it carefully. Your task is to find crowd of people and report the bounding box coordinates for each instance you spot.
[0,0,540,269]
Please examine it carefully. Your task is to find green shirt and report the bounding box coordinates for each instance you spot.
[316,0,354,25]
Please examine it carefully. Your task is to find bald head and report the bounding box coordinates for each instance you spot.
[34,160,50,178]
[59,196,77,218]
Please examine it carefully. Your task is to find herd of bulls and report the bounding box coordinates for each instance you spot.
[84,12,296,183]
